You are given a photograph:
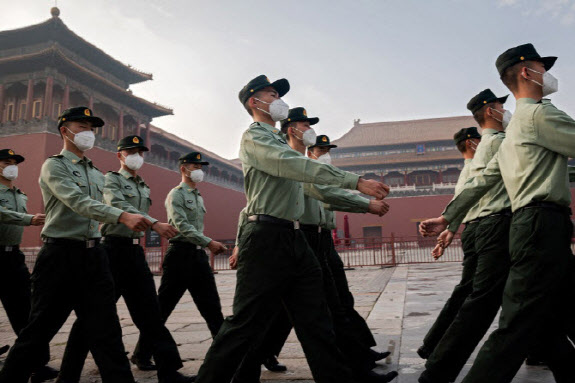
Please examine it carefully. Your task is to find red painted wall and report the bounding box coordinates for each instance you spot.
[1,133,246,247]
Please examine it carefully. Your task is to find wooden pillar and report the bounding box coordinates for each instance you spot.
[25,79,34,121]
[88,95,93,110]
[403,171,408,186]
[136,118,141,136]
[438,170,443,184]
[118,110,124,138]
[43,76,54,117]
[0,84,4,124]
[145,122,151,146]
[63,84,70,110]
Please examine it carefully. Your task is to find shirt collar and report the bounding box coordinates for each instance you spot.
[61,149,92,166]
[119,168,142,183]
[481,128,499,136]
[515,98,540,106]
[0,184,11,192]
[464,158,472,164]
[179,182,197,194]
[252,121,281,135]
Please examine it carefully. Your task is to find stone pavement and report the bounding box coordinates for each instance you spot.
[0,264,554,382]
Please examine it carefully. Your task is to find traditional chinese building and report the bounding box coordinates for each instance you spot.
[0,8,246,247]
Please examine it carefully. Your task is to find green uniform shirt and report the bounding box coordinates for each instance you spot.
[239,122,360,221]
[101,169,158,238]
[167,182,211,247]
[0,184,33,245]
[39,150,124,240]
[444,98,575,226]
[323,208,337,230]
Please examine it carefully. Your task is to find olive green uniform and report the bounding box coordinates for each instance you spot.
[443,99,575,383]
[421,129,513,383]
[419,159,481,357]
[59,169,184,381]
[0,150,134,383]
[195,121,359,383]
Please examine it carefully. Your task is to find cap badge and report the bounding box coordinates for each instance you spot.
[483,100,487,104]
[196,154,201,160]
[84,109,91,116]
[467,134,471,137]
[265,77,270,83]
[8,150,14,155]
[322,136,328,142]
[520,56,525,60]
[303,109,307,116]
[133,137,140,144]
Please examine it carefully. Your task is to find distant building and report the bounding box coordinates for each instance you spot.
[0,8,246,247]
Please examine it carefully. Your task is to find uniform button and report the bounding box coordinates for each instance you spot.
[90,225,94,229]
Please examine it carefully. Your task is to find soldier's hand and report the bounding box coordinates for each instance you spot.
[357,178,390,200]
[432,243,445,259]
[368,200,390,217]
[419,216,448,237]
[229,246,239,270]
[432,230,454,260]
[118,212,153,232]
[152,222,178,239]
[30,213,46,226]
[208,240,227,255]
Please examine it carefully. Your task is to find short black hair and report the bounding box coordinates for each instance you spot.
[501,61,533,92]
[472,102,496,126]
[281,121,296,135]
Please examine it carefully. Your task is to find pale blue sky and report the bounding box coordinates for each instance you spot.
[3,0,574,158]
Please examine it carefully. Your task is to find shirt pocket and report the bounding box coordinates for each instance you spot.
[0,197,14,211]
[184,199,198,220]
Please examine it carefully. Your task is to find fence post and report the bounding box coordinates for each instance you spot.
[390,232,396,265]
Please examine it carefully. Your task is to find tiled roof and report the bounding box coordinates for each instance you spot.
[333,149,462,167]
[332,116,477,148]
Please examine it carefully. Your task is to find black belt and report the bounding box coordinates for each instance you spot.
[247,214,300,230]
[517,201,572,215]
[300,224,323,233]
[466,208,513,224]
[0,245,19,252]
[103,236,141,246]
[169,241,203,250]
[43,237,100,249]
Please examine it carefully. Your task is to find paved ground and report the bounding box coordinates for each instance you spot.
[0,263,554,382]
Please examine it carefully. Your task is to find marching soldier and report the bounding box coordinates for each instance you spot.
[133,151,227,364]
[57,135,194,383]
[420,43,575,383]
[416,127,482,361]
[194,75,389,383]
[0,149,59,382]
[419,90,514,383]
[0,107,150,383]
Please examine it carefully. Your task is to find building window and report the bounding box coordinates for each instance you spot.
[6,103,15,121]
[414,174,432,185]
[18,102,26,120]
[32,99,42,118]
[110,125,117,140]
[53,103,62,119]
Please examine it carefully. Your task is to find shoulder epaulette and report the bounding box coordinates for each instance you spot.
[16,189,26,196]
[48,154,64,159]
[107,171,121,175]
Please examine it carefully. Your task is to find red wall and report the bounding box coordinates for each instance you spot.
[1,133,246,247]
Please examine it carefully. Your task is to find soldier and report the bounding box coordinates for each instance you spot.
[0,149,59,383]
[419,43,575,383]
[56,135,194,383]
[232,110,396,383]
[416,127,482,361]
[133,151,227,364]
[418,90,515,383]
[0,107,151,383]
[194,75,389,383]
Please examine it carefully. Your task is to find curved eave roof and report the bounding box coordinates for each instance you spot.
[333,150,462,167]
[332,116,477,148]
[0,47,172,118]
[0,17,152,84]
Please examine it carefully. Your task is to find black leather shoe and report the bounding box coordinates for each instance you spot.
[130,355,157,371]
[417,344,431,359]
[361,370,398,382]
[0,345,9,356]
[370,349,391,361]
[263,356,287,372]
[158,371,196,383]
[31,365,60,383]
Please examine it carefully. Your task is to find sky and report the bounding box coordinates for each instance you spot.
[2,0,575,159]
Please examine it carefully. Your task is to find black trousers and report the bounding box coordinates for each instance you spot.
[421,214,512,383]
[58,239,183,381]
[195,222,353,383]
[0,248,50,368]
[0,242,134,383]
[420,222,479,354]
[234,227,372,382]
[323,230,376,349]
[462,207,575,383]
[133,242,224,362]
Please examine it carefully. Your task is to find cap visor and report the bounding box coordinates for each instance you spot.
[200,161,210,165]
[68,116,105,128]
[497,95,509,105]
[271,79,290,98]
[310,144,337,149]
[541,56,557,71]
[119,145,150,152]
[14,155,25,164]
[308,117,319,125]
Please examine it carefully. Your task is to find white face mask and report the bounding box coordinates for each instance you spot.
[315,152,332,165]
[526,68,559,97]
[66,129,95,152]
[490,108,513,129]
[122,153,144,171]
[188,169,204,183]
[1,165,18,181]
[255,98,290,121]
[294,127,317,147]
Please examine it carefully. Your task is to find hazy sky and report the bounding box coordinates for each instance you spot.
[3,0,574,158]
